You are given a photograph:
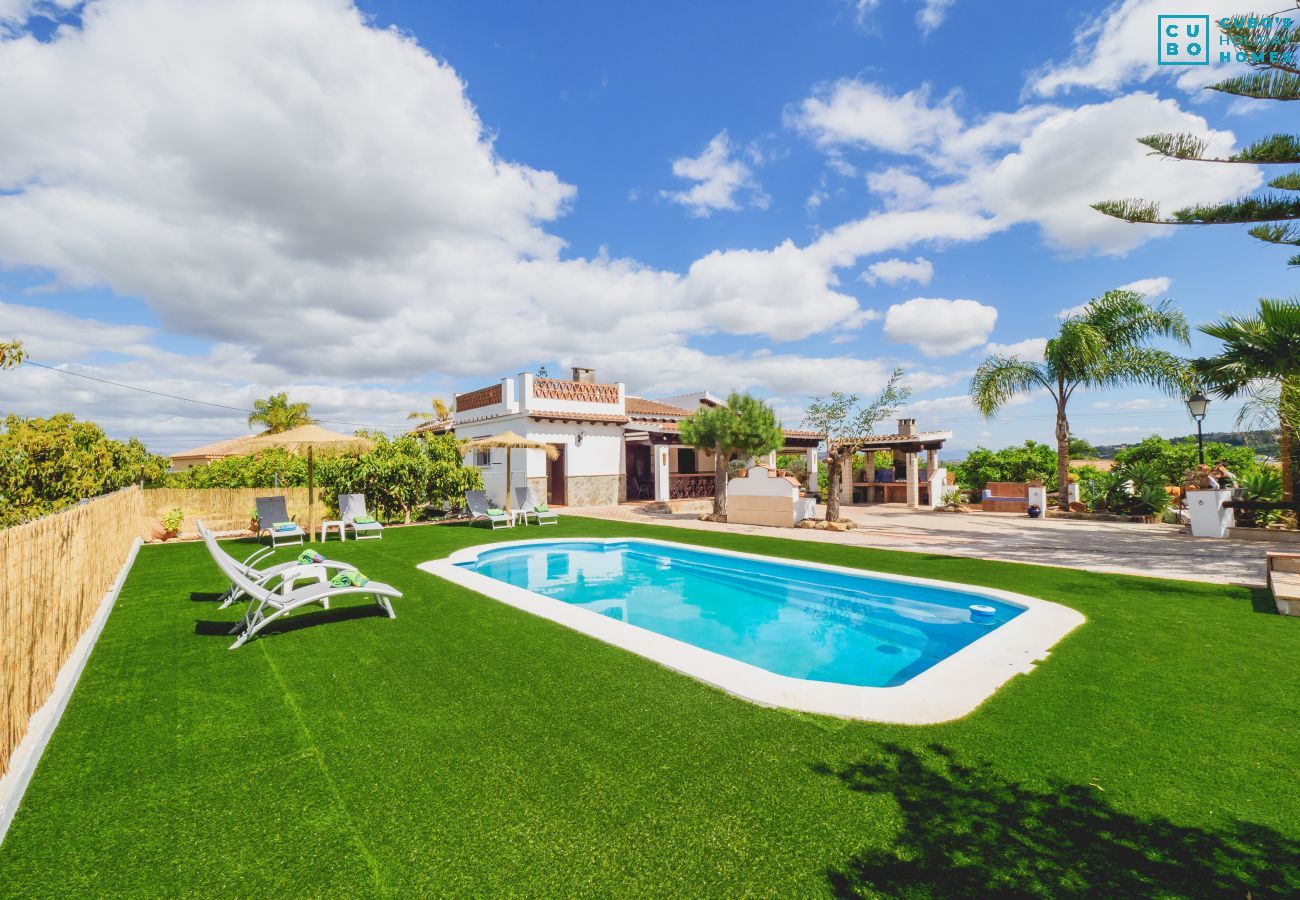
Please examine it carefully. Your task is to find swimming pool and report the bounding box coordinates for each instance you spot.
[423,538,1083,723]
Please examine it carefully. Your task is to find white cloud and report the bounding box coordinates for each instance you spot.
[985,337,1048,362]
[1030,0,1247,97]
[660,131,767,217]
[1118,276,1172,296]
[883,298,998,357]
[861,256,934,285]
[788,81,962,156]
[916,0,955,35]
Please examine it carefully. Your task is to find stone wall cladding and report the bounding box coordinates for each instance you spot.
[566,474,621,507]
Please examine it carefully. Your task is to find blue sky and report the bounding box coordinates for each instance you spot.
[0,0,1290,453]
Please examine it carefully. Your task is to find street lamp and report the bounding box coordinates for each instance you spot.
[1186,391,1210,464]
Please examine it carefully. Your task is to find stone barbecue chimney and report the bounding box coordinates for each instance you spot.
[571,366,596,384]
[897,417,917,437]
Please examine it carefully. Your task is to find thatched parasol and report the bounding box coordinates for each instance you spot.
[459,431,558,510]
[244,425,375,532]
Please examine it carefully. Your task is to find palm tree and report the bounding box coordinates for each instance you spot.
[407,397,452,423]
[1196,297,1300,500]
[248,392,314,434]
[970,290,1190,509]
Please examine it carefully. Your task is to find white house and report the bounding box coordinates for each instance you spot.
[437,367,824,507]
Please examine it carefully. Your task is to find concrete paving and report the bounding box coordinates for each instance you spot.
[563,503,1289,586]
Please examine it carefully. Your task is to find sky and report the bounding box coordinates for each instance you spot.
[0,0,1292,455]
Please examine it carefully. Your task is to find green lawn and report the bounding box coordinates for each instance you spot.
[1,518,1297,897]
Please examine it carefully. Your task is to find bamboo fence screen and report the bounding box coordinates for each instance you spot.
[0,486,144,776]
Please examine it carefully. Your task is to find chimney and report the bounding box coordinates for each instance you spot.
[897,417,917,437]
[572,367,596,384]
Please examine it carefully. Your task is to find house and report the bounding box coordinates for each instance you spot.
[443,368,824,507]
[168,434,260,471]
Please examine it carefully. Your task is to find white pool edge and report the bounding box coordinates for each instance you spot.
[419,537,1085,725]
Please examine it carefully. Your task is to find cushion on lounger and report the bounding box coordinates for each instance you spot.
[353,515,377,524]
[536,503,549,512]
[273,522,297,532]
[330,569,370,588]
[487,508,505,517]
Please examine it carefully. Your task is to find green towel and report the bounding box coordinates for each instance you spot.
[536,503,549,512]
[272,522,297,532]
[330,569,370,588]
[353,515,377,525]
[297,550,324,565]
[487,508,505,517]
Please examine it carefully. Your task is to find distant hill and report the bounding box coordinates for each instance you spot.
[1091,430,1280,460]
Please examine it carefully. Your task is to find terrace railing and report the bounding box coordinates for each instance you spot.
[669,474,715,500]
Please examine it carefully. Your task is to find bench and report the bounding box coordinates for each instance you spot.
[1267,552,1300,617]
[980,482,1030,513]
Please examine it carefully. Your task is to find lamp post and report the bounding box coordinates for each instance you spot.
[1185,392,1210,464]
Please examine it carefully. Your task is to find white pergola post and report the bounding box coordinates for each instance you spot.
[805,447,818,496]
[766,450,777,468]
[653,444,670,502]
[864,450,876,485]
[840,457,853,505]
[906,451,920,508]
[926,448,939,472]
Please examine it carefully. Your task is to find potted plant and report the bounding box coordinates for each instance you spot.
[1027,504,1042,519]
[248,507,260,533]
[160,507,184,540]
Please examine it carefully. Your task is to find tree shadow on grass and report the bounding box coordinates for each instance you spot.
[189,591,225,603]
[193,604,388,639]
[816,743,1299,898]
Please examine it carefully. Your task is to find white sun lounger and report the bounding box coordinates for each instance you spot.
[514,486,558,526]
[340,493,383,540]
[255,496,307,548]
[466,490,512,530]
[197,521,353,609]
[204,525,401,650]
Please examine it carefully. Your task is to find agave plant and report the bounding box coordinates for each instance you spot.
[1122,460,1173,517]
[1240,467,1285,527]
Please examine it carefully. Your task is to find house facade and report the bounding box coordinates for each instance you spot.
[445,368,823,507]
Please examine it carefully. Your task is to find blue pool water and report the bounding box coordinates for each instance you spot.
[458,540,1024,688]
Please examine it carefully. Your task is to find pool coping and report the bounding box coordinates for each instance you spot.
[419,537,1086,725]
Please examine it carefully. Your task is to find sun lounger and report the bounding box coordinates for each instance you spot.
[466,490,512,529]
[1267,551,1300,616]
[254,496,306,548]
[515,486,558,525]
[197,520,353,609]
[340,493,383,541]
[202,523,401,649]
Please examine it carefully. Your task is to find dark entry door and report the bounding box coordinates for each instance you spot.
[547,444,566,505]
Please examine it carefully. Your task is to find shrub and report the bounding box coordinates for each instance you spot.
[1239,467,1285,527]
[315,433,482,524]
[951,441,1058,492]
[1113,435,1258,486]
[0,413,170,527]
[160,508,184,535]
[165,447,307,488]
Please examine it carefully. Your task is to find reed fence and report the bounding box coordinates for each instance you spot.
[0,486,144,777]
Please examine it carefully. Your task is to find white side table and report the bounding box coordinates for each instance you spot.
[320,520,345,541]
[511,509,530,527]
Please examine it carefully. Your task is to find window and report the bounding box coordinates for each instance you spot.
[474,449,492,467]
[677,449,697,474]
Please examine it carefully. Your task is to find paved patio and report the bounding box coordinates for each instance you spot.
[565,503,1287,586]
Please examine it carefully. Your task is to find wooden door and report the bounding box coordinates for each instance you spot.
[548,444,566,505]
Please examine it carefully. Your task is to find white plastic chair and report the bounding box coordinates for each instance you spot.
[340,494,383,540]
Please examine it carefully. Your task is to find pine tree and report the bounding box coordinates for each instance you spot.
[1093,15,1300,266]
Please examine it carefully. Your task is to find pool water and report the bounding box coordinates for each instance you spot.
[458,540,1025,688]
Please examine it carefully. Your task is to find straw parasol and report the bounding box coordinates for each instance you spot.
[459,431,558,510]
[244,425,375,531]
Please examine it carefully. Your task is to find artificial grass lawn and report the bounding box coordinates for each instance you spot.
[1,519,1298,897]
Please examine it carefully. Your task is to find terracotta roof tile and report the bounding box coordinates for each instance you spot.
[529,410,630,424]
[626,396,693,417]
